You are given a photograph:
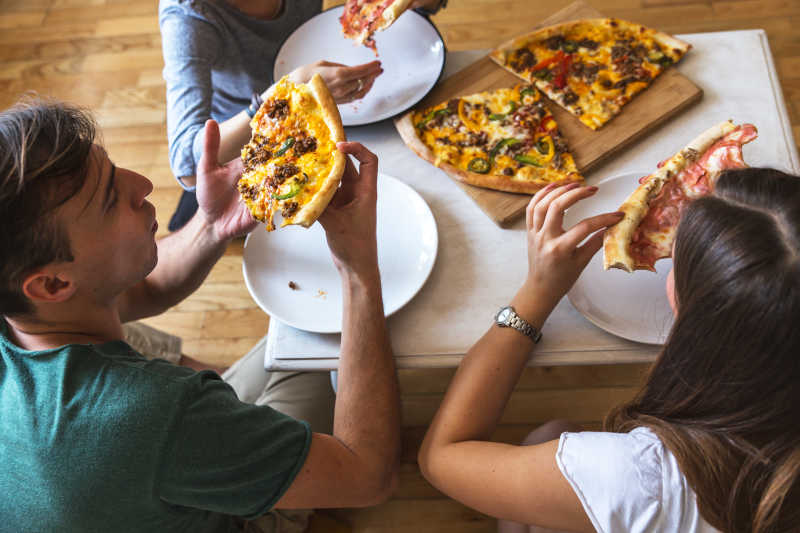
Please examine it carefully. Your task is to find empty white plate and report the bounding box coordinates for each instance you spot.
[565,172,675,345]
[243,173,438,333]
[273,6,445,126]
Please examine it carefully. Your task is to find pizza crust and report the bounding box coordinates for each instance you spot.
[348,0,414,45]
[602,120,737,272]
[289,73,346,228]
[395,111,581,194]
[376,0,414,31]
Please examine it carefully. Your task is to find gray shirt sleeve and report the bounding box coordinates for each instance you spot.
[160,8,221,188]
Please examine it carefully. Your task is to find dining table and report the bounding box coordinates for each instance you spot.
[260,29,799,372]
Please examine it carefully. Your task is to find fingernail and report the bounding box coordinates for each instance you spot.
[587,186,598,192]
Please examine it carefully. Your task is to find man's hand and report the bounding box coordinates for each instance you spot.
[318,142,379,278]
[520,183,624,314]
[287,60,383,104]
[195,120,258,241]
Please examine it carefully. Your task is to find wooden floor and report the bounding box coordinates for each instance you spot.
[1,0,797,530]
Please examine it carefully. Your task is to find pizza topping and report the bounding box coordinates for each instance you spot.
[275,137,295,157]
[281,201,299,218]
[294,135,318,155]
[467,157,491,174]
[266,99,290,120]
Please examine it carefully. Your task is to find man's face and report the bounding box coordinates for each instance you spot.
[57,145,158,305]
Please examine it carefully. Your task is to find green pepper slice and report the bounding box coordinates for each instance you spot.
[416,108,452,128]
[275,137,295,157]
[488,113,506,121]
[536,138,551,155]
[562,40,578,53]
[490,138,521,161]
[272,174,307,200]
[519,87,536,101]
[514,154,544,167]
[467,157,491,174]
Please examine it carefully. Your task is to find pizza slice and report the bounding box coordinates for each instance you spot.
[238,74,346,231]
[396,84,584,194]
[604,121,758,272]
[340,0,414,54]
[490,18,690,130]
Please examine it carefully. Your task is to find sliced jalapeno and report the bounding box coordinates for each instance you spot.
[467,157,491,174]
[275,137,295,157]
[562,40,578,53]
[416,108,451,128]
[272,175,305,200]
[536,138,550,155]
[514,154,544,167]
[519,87,536,101]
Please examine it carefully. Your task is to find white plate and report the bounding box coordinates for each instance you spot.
[243,173,438,333]
[273,6,445,126]
[564,172,675,345]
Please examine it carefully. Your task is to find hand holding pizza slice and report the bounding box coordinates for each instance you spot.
[237,74,346,231]
[604,120,758,272]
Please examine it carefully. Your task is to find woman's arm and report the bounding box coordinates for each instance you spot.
[418,183,623,531]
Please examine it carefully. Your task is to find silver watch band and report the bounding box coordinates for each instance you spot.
[496,306,542,344]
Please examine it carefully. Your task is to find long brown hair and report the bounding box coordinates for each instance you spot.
[0,97,97,316]
[606,168,800,533]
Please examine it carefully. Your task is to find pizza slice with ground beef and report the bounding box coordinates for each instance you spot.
[490,18,690,130]
[604,120,758,272]
[237,74,346,231]
[396,84,583,194]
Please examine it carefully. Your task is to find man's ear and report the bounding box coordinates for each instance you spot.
[21,270,77,305]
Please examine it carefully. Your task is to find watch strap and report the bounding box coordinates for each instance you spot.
[497,306,542,344]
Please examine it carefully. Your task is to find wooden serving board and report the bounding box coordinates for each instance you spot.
[395,0,703,227]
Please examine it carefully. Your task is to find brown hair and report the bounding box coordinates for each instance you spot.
[606,168,800,533]
[0,97,98,316]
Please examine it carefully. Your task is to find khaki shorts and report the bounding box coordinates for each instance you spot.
[123,323,336,533]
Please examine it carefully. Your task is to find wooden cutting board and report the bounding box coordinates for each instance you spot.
[394,0,703,227]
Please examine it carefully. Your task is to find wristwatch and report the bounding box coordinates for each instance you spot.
[495,305,542,344]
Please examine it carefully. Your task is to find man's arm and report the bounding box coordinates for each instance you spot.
[416,184,623,530]
[117,121,258,322]
[274,143,401,508]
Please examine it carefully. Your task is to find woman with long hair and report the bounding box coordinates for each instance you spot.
[418,168,800,533]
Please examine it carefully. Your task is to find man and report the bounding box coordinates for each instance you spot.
[0,99,400,532]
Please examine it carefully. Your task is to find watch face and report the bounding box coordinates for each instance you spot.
[496,307,512,324]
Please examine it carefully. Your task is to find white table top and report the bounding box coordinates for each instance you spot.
[263,30,799,371]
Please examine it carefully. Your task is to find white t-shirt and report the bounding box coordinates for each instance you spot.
[556,427,721,533]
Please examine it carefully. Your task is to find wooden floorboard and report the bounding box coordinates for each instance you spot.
[1,0,796,531]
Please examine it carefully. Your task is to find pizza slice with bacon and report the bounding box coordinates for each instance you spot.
[340,0,414,54]
[604,121,758,272]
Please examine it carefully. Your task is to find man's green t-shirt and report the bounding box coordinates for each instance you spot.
[0,321,311,532]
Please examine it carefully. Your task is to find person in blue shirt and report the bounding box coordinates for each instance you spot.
[0,98,401,532]
[160,0,446,230]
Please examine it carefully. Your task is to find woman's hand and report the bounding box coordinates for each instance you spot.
[286,60,383,104]
[519,182,624,315]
